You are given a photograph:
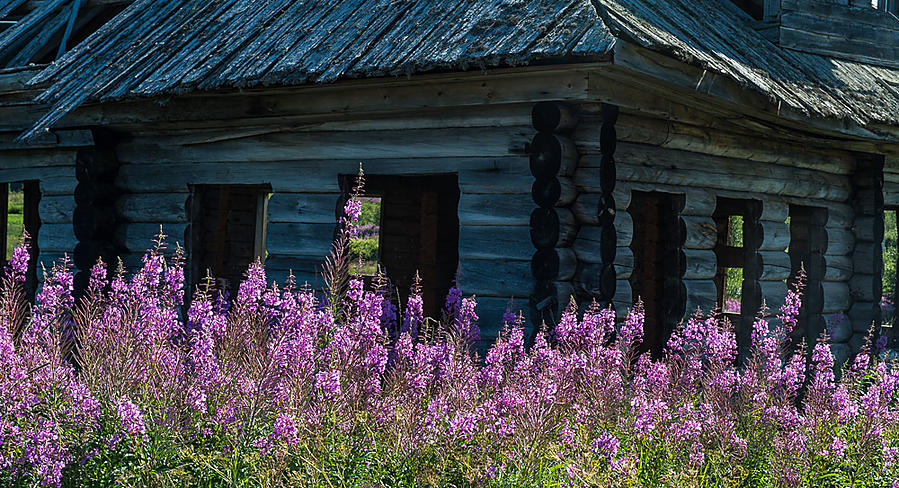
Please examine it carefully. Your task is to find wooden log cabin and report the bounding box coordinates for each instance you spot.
[1,0,898,361]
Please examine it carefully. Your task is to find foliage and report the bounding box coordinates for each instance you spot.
[2,187,899,487]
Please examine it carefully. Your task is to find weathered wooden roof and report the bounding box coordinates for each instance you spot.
[17,0,899,139]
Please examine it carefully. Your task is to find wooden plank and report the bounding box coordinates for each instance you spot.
[115,157,525,193]
[458,225,533,261]
[575,118,855,173]
[36,222,76,253]
[0,147,77,170]
[759,221,790,251]
[262,222,336,258]
[682,216,717,249]
[458,193,533,226]
[115,222,189,253]
[683,248,717,280]
[759,250,791,281]
[457,257,533,298]
[821,281,851,313]
[824,255,853,282]
[684,279,718,316]
[72,67,594,129]
[115,192,189,223]
[267,192,340,224]
[116,126,532,164]
[37,194,74,224]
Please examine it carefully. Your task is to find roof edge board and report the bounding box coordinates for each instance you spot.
[609,39,898,145]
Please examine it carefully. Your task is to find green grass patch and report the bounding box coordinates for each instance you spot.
[6,191,24,260]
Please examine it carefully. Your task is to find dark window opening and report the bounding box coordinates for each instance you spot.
[789,205,828,346]
[714,198,762,354]
[341,174,459,319]
[628,191,685,355]
[2,181,40,299]
[190,184,271,296]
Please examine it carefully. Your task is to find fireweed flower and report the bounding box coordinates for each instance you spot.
[2,233,899,485]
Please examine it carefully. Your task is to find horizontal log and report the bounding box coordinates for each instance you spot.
[681,188,715,217]
[117,126,533,164]
[682,249,717,280]
[38,195,75,224]
[824,255,853,282]
[458,225,533,261]
[532,101,578,133]
[760,200,789,222]
[75,147,118,183]
[74,205,117,241]
[615,246,634,279]
[475,296,531,341]
[759,280,789,311]
[572,192,625,225]
[116,157,529,193]
[759,250,791,281]
[574,263,617,299]
[572,225,619,264]
[36,223,76,253]
[848,274,880,303]
[531,247,577,281]
[529,207,578,248]
[264,223,337,258]
[759,221,790,251]
[531,281,577,327]
[0,148,78,170]
[116,193,189,223]
[852,216,885,243]
[821,281,852,313]
[73,240,118,271]
[684,279,718,316]
[458,258,533,298]
[851,243,882,276]
[114,222,189,252]
[574,116,855,173]
[267,193,340,224]
[682,216,717,249]
[614,279,634,319]
[459,193,534,226]
[848,301,879,334]
[824,203,853,229]
[824,228,855,256]
[529,133,578,178]
[531,176,577,207]
[579,144,851,200]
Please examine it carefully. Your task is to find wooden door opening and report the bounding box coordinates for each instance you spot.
[341,174,459,318]
[190,184,271,296]
[629,191,685,354]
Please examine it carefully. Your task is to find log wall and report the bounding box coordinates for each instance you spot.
[112,103,538,342]
[572,106,860,352]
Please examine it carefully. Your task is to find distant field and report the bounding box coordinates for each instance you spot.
[6,191,23,259]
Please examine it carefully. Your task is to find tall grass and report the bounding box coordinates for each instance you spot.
[0,180,898,487]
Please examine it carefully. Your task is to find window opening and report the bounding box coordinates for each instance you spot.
[789,205,828,345]
[628,191,685,355]
[341,174,459,319]
[714,198,762,355]
[884,207,898,331]
[2,181,41,299]
[349,197,382,276]
[190,184,270,296]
